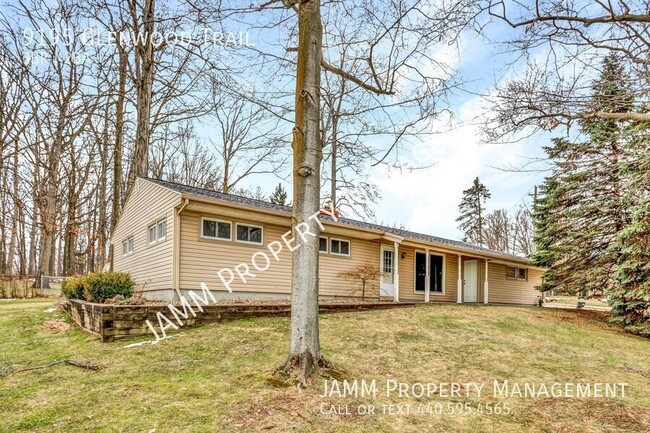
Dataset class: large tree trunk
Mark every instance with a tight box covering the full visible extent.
[18,207,26,276]
[6,139,19,275]
[39,156,62,282]
[330,116,337,210]
[63,152,77,276]
[112,42,127,231]
[279,0,327,384]
[127,0,155,192]
[28,184,37,276]
[38,98,67,284]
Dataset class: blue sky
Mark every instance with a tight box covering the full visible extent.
[365,22,554,239]
[123,2,556,241]
[237,10,555,240]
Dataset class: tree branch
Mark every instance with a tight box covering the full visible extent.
[321,59,394,96]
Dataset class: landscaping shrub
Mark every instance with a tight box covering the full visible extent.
[62,272,134,303]
[61,275,87,300]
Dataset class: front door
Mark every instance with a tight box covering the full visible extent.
[415,252,427,292]
[415,252,444,294]
[380,245,395,297]
[463,259,478,303]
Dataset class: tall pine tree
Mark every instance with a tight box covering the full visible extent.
[456,177,491,246]
[532,54,636,297]
[269,183,288,206]
[611,123,650,336]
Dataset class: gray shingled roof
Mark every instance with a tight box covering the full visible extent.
[144,177,532,264]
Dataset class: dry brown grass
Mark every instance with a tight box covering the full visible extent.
[0,299,648,432]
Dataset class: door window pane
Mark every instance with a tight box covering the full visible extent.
[415,252,426,292]
[429,254,443,293]
[382,250,394,283]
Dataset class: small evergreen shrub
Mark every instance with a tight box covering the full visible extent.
[61,275,87,300]
[62,272,134,303]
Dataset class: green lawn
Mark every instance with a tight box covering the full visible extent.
[0,299,648,432]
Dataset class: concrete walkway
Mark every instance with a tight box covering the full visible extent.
[543,303,611,312]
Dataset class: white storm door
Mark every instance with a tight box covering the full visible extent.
[463,259,478,303]
[380,245,395,297]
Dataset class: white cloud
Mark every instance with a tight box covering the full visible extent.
[369,95,542,240]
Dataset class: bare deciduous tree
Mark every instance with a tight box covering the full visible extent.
[338,264,381,301]
[480,0,650,140]
[211,90,288,193]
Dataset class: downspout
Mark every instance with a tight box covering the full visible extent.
[457,254,462,303]
[173,198,190,301]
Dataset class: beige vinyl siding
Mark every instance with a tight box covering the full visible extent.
[112,179,180,291]
[487,263,542,305]
[441,253,459,302]
[179,211,292,293]
[179,210,387,298]
[320,239,381,297]
[398,246,419,301]
[111,180,546,303]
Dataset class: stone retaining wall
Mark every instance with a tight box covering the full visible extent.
[63,299,416,342]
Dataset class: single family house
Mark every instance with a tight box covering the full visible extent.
[111,177,544,304]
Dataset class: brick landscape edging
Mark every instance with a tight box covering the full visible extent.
[62,299,417,342]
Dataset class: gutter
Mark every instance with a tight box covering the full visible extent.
[178,193,537,268]
[172,198,190,300]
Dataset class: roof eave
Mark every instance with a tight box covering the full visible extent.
[173,188,537,268]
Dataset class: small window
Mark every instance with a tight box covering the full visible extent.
[236,223,263,245]
[506,266,527,281]
[518,268,528,280]
[122,237,134,256]
[148,224,157,244]
[157,219,166,241]
[330,238,350,256]
[201,218,232,240]
[319,237,328,253]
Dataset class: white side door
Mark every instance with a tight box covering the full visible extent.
[463,259,478,303]
[379,245,395,297]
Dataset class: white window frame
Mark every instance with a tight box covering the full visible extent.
[330,238,351,257]
[157,219,166,241]
[505,266,517,280]
[148,224,157,245]
[200,217,232,241]
[122,236,134,256]
[413,250,445,295]
[319,236,329,254]
[235,222,264,245]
